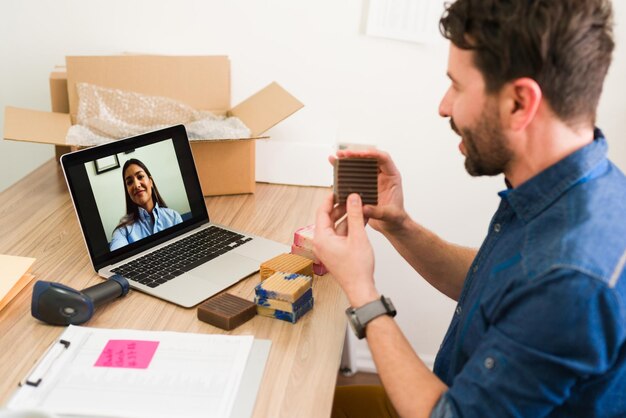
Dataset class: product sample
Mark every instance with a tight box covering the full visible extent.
[259,253,313,281]
[292,224,328,275]
[255,272,312,303]
[312,263,329,276]
[255,288,313,313]
[257,297,314,324]
[254,272,314,324]
[293,224,315,249]
[197,292,257,330]
[333,157,378,205]
[291,243,320,264]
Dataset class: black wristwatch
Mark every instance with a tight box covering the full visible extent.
[345,295,396,339]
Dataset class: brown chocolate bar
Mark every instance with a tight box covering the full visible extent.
[197,293,257,330]
[333,157,378,205]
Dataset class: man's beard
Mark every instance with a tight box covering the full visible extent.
[450,102,512,177]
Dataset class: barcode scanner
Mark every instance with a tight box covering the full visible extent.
[31,275,130,325]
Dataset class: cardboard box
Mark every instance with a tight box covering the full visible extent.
[3,55,303,196]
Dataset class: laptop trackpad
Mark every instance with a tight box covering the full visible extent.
[187,252,259,288]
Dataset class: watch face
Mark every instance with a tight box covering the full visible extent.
[346,309,364,339]
[345,297,396,340]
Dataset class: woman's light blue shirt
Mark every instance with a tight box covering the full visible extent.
[110,203,183,251]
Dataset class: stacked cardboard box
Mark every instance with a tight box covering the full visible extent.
[255,272,313,323]
[291,224,328,275]
[3,55,304,196]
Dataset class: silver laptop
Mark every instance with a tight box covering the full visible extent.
[61,124,288,307]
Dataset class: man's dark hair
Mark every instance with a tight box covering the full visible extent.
[440,0,614,126]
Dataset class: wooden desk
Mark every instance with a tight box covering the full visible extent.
[0,160,347,418]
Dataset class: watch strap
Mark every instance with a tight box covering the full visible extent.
[357,298,392,325]
[348,296,397,339]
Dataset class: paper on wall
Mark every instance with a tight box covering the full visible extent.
[366,0,441,44]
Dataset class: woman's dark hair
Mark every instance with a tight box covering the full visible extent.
[439,0,614,126]
[116,158,168,229]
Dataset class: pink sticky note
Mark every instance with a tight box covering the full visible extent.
[94,340,159,369]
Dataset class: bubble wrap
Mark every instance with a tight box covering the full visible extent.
[66,83,251,146]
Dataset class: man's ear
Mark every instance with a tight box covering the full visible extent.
[500,78,542,131]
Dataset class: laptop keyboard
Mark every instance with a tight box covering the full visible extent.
[111,226,253,288]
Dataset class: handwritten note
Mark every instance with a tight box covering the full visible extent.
[95,340,159,369]
[9,326,255,418]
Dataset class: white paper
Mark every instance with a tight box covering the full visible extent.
[0,254,35,304]
[8,326,254,418]
[256,140,334,187]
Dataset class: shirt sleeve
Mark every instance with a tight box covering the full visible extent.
[109,227,129,251]
[163,208,182,228]
[432,269,624,418]
[173,210,182,225]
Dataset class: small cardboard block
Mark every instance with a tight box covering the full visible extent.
[333,157,378,205]
[255,272,312,303]
[257,297,314,324]
[259,253,313,281]
[255,288,313,313]
[293,224,315,250]
[197,293,256,330]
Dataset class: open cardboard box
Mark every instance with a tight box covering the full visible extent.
[3,55,304,196]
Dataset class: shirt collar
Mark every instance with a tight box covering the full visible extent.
[499,128,608,222]
[138,202,160,221]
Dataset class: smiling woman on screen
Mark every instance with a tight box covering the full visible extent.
[110,158,182,251]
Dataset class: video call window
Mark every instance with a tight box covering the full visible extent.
[85,139,191,252]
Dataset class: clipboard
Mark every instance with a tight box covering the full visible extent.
[7,326,271,418]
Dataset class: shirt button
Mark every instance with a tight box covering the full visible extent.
[455,306,462,315]
[493,223,501,233]
[472,265,478,273]
[484,357,496,369]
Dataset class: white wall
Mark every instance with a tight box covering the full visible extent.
[1,0,625,370]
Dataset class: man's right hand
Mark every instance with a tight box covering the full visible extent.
[333,148,474,301]
[332,149,408,236]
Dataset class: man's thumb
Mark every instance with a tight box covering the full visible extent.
[346,193,366,236]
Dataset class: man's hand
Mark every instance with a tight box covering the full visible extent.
[314,193,379,307]
[331,149,408,236]
[315,193,449,418]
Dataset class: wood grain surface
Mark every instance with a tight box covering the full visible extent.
[0,159,347,418]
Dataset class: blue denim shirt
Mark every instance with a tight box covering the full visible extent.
[110,203,183,251]
[431,129,626,418]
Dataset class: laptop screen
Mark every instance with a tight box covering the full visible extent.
[62,125,209,271]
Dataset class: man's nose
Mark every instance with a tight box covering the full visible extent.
[439,87,452,118]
